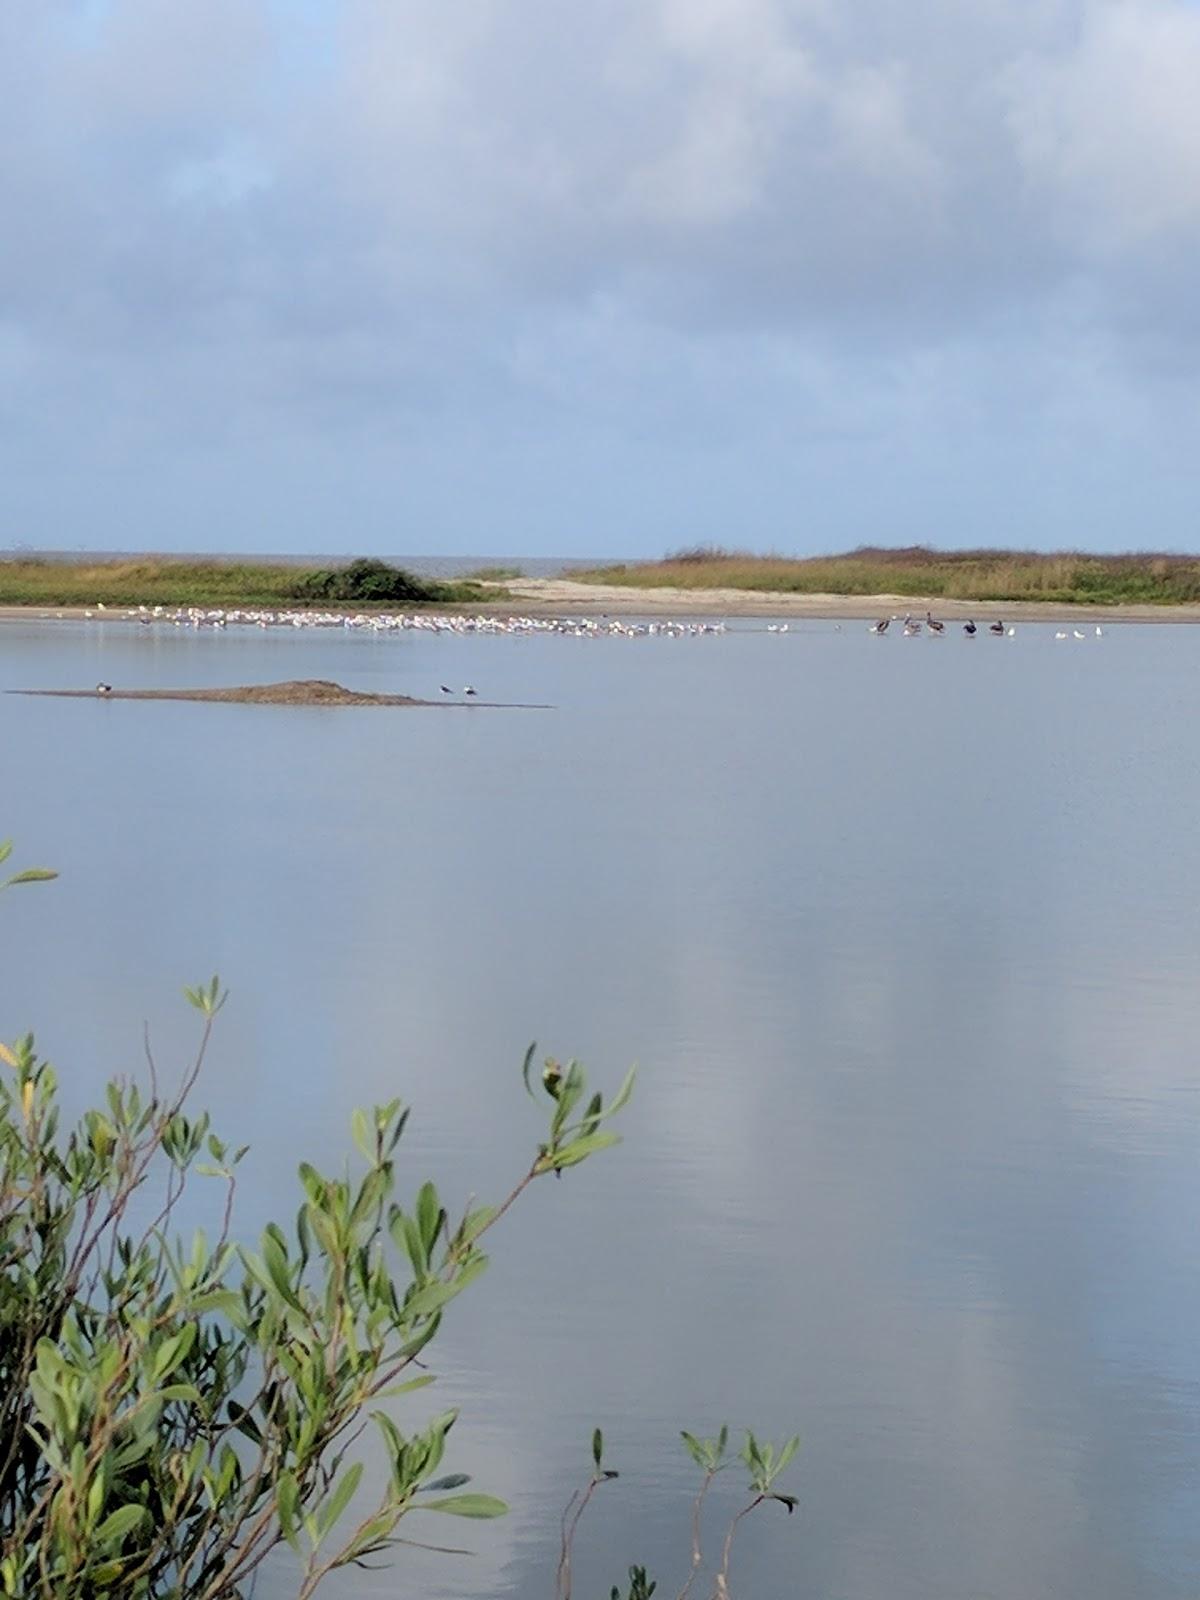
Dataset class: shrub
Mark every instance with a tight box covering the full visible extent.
[291,559,441,606]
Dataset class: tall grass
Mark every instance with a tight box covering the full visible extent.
[577,546,1200,605]
[0,557,483,609]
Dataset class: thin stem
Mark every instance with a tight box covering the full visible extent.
[714,1496,763,1600]
[677,1467,716,1600]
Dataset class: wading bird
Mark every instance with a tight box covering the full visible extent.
[989,620,1005,635]
[963,620,977,636]
[95,683,112,695]
[926,612,945,634]
[869,618,890,634]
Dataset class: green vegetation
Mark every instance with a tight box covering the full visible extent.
[0,848,797,1599]
[0,558,485,610]
[578,545,1200,606]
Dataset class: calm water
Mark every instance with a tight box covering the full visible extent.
[3,617,1200,1599]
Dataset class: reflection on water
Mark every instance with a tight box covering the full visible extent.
[3,618,1200,1598]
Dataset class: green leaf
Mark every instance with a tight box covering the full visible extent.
[96,1504,148,1546]
[317,1462,364,1542]
[421,1494,508,1518]
[376,1373,437,1399]
[521,1041,538,1099]
[422,1473,470,1491]
[277,1472,302,1553]
[152,1324,196,1381]
[416,1180,442,1254]
[600,1064,637,1122]
[351,1107,372,1162]
[536,1130,620,1172]
[4,868,58,885]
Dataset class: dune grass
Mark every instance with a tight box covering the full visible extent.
[0,557,484,609]
[577,546,1200,606]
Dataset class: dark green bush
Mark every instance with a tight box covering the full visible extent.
[291,559,441,605]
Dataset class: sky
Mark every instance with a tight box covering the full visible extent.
[3,0,1200,558]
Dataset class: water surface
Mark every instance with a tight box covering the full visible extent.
[2,616,1199,1599]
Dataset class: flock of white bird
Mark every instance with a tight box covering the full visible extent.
[97,605,728,639]
[68,603,1110,644]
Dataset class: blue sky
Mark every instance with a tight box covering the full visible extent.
[4,0,1200,558]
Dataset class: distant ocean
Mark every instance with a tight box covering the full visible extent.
[3,552,605,578]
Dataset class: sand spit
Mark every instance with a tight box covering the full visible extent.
[8,679,548,709]
[492,579,1200,622]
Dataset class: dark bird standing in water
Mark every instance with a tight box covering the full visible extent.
[963,620,977,636]
[926,612,945,634]
[989,619,1005,635]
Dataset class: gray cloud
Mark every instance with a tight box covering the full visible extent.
[3,0,1200,553]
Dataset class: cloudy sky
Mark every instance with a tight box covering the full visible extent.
[3,0,1200,557]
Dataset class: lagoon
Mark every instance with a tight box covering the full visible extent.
[3,615,1200,1598]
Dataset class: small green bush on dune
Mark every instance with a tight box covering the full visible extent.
[290,558,443,606]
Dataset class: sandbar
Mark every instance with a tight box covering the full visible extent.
[8,679,545,709]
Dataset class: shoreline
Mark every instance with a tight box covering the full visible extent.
[4,580,1200,625]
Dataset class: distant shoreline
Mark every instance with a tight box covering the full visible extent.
[4,584,1200,624]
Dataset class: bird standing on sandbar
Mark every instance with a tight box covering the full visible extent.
[96,683,112,695]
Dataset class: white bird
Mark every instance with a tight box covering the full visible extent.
[1007,627,1016,637]
[1073,629,1086,640]
[95,682,112,695]
[1055,631,1068,640]
[1095,626,1104,637]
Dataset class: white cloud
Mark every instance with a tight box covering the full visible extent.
[1004,1,1200,247]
